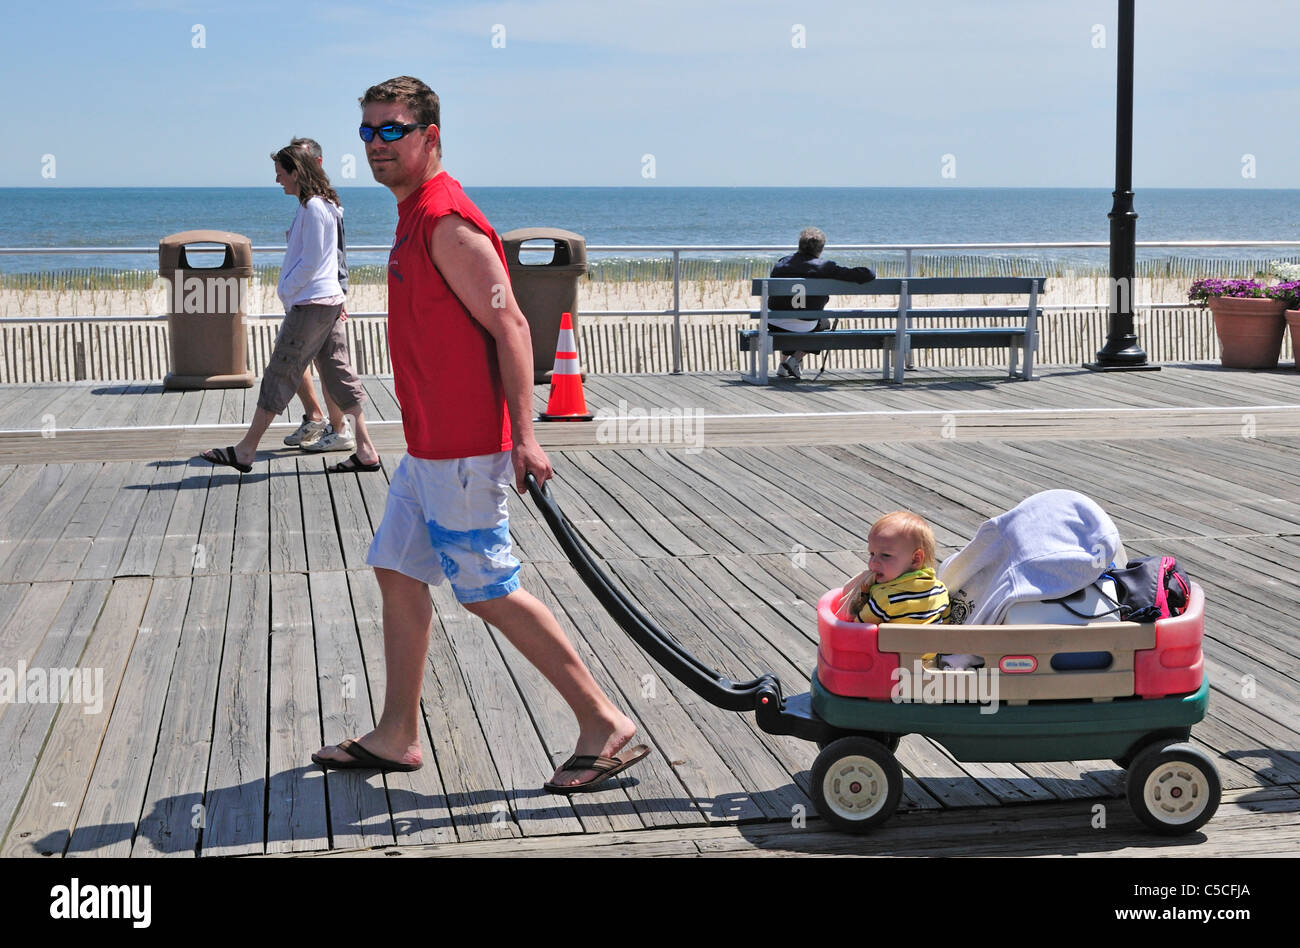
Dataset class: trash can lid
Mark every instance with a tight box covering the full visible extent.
[501,228,586,268]
[159,230,253,274]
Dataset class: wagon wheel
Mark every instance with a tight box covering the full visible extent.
[810,737,903,833]
[1125,742,1221,836]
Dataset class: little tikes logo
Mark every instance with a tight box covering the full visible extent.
[1000,656,1037,674]
[388,233,408,282]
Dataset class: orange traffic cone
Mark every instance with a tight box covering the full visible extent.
[537,312,594,421]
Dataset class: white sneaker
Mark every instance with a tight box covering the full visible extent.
[302,417,356,453]
[284,415,329,447]
[779,356,803,381]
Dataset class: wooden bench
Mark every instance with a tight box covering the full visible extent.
[738,276,1047,384]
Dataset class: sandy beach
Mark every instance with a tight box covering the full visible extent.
[0,273,1205,319]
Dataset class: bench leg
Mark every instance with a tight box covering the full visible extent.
[739,335,771,385]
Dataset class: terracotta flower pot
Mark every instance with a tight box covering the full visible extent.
[1207,296,1287,369]
[1288,309,1300,369]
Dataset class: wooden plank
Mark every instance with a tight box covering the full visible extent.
[39,462,135,579]
[0,582,33,652]
[297,456,346,572]
[65,577,191,856]
[792,444,971,548]
[670,448,862,551]
[132,573,231,856]
[345,568,457,847]
[0,384,38,427]
[191,457,241,577]
[231,457,270,574]
[534,558,760,825]
[602,556,815,820]
[113,459,189,577]
[0,462,102,582]
[632,448,795,553]
[523,562,716,827]
[2,578,151,857]
[894,734,1006,809]
[0,581,112,841]
[309,568,396,851]
[200,573,270,857]
[416,581,524,842]
[581,448,744,555]
[268,456,307,575]
[324,456,376,571]
[541,457,647,560]
[150,458,213,577]
[0,582,72,736]
[0,464,74,570]
[427,579,585,836]
[565,449,708,558]
[76,462,158,579]
[265,572,330,854]
[360,377,402,420]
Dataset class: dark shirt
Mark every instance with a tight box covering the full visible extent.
[337,217,349,295]
[767,252,875,311]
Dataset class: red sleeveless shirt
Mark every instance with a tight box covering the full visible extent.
[387,172,513,459]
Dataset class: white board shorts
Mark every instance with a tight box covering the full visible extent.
[366,451,521,604]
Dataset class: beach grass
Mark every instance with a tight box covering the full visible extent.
[3,253,1297,318]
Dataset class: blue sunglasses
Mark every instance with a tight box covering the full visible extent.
[358,122,429,143]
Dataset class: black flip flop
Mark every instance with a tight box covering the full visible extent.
[311,738,421,773]
[543,744,652,794]
[201,446,252,474]
[329,452,382,473]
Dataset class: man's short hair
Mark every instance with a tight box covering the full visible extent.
[291,137,323,163]
[359,76,441,156]
[798,227,827,257]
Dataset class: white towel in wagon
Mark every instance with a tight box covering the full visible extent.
[938,489,1125,630]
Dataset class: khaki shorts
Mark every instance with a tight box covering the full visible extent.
[257,302,365,414]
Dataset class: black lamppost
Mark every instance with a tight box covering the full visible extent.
[1086,0,1159,372]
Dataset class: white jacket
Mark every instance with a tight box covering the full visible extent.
[278,196,343,309]
[938,490,1123,626]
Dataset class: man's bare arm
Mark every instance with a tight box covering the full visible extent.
[430,213,552,491]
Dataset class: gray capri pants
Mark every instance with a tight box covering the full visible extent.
[257,302,366,414]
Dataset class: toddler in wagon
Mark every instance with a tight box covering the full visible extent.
[838,511,979,669]
[839,511,950,624]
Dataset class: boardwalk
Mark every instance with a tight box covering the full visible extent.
[0,363,1298,857]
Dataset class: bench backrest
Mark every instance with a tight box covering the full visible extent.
[751,276,1047,297]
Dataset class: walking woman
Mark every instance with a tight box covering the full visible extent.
[201,141,380,474]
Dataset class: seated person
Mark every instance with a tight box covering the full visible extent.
[767,226,875,380]
[840,511,949,623]
[839,512,979,669]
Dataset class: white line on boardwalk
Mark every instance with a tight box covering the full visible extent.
[4,403,1299,435]
[690,404,1300,421]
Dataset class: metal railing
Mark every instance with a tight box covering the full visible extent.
[4,240,1300,375]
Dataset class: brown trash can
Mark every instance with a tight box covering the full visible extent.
[502,228,587,383]
[159,230,255,389]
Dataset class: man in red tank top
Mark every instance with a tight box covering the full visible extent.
[312,77,649,793]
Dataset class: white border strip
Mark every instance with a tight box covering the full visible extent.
[3,403,1299,436]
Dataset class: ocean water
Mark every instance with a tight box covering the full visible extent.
[1,186,1297,274]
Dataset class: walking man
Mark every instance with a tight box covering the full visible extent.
[312,77,649,792]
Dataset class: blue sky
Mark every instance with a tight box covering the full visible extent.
[2,0,1296,188]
